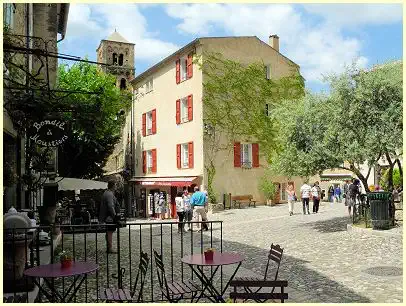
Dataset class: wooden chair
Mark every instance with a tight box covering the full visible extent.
[153,250,202,303]
[231,243,284,302]
[99,251,149,302]
[230,280,288,303]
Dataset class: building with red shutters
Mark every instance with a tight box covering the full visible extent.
[130,35,303,217]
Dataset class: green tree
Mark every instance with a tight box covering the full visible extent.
[199,52,304,198]
[271,60,402,191]
[57,61,132,178]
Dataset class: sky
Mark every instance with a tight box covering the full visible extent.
[58,3,403,93]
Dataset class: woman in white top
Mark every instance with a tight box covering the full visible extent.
[286,183,296,216]
[175,192,185,233]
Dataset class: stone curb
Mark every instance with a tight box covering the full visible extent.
[346,224,402,238]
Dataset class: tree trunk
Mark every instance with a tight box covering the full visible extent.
[349,163,370,192]
[395,158,402,180]
[385,152,394,192]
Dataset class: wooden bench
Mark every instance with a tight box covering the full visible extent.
[231,195,256,208]
[230,280,288,303]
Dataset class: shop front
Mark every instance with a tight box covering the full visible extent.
[131,176,201,219]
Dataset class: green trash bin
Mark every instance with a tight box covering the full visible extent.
[367,192,392,230]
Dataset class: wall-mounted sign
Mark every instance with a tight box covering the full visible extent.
[29,119,68,147]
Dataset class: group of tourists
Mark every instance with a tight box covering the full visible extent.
[175,186,209,233]
[285,178,362,217]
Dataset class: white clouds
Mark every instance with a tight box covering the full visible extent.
[164,3,396,83]
[303,4,402,28]
[65,4,179,64]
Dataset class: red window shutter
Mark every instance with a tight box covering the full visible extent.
[176,59,180,84]
[252,143,259,167]
[152,149,157,173]
[187,94,193,121]
[187,53,193,79]
[176,144,181,169]
[142,151,146,173]
[188,142,194,169]
[234,142,241,167]
[176,99,181,124]
[142,113,146,137]
[152,109,156,134]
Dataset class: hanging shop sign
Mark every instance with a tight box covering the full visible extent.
[29,119,68,147]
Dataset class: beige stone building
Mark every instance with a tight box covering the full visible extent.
[130,36,305,217]
[3,3,69,211]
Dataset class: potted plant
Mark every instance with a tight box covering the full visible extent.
[258,176,277,206]
[59,251,73,269]
[204,248,215,261]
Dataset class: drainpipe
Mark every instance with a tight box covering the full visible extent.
[57,4,69,43]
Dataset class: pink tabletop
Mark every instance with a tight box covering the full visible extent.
[181,252,244,266]
[24,261,99,278]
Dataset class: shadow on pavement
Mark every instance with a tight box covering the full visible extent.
[304,216,351,233]
[220,238,371,303]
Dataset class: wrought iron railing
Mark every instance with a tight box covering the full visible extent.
[3,220,223,303]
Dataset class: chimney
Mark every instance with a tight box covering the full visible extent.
[269,34,279,52]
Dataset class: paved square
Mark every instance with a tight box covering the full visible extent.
[208,201,403,302]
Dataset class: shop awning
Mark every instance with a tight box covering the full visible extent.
[46,177,108,191]
[130,176,199,187]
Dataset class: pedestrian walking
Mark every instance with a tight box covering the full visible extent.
[346,178,360,217]
[183,190,193,231]
[99,180,118,254]
[343,180,350,203]
[300,181,312,215]
[286,183,296,216]
[157,191,167,220]
[175,191,185,233]
[190,186,209,231]
[311,181,321,213]
[334,185,341,203]
[328,186,334,203]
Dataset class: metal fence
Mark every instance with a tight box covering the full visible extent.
[3,220,223,303]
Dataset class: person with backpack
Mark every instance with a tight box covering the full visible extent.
[346,178,360,217]
[190,186,209,231]
[300,181,312,215]
[183,189,193,232]
[175,191,185,233]
[311,181,321,213]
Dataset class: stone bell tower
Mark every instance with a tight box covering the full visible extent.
[96,29,135,89]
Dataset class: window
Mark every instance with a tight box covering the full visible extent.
[241,143,252,168]
[120,78,126,90]
[281,183,287,201]
[146,111,153,135]
[180,58,187,81]
[145,79,153,93]
[112,53,118,65]
[181,143,189,168]
[265,103,270,116]
[147,150,153,173]
[118,54,124,66]
[3,4,15,29]
[180,97,188,123]
[266,64,272,80]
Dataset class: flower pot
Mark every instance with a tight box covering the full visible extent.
[204,251,214,261]
[61,259,72,269]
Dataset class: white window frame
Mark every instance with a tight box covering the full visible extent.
[147,150,153,173]
[145,79,153,93]
[180,97,188,123]
[181,143,189,168]
[146,111,153,135]
[180,57,187,82]
[241,143,252,168]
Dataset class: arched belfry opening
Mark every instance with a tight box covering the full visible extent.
[112,53,118,65]
[120,78,126,90]
[118,54,124,66]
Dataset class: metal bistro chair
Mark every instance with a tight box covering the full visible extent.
[231,243,284,303]
[99,251,149,302]
[153,250,202,303]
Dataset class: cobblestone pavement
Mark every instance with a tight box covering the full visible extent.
[48,201,402,303]
[208,201,403,303]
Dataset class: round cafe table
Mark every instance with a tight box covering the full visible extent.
[24,261,98,302]
[181,252,244,303]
